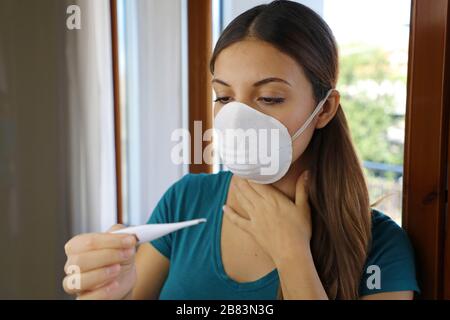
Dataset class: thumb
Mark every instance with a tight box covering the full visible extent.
[107,224,127,232]
[295,170,309,206]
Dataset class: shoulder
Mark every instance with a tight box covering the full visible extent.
[177,170,231,186]
[169,170,232,196]
[148,171,231,223]
[369,208,413,257]
[158,170,232,213]
[359,208,420,296]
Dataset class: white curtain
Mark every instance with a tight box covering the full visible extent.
[65,0,117,233]
[120,0,188,225]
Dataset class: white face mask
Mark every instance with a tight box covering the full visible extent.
[214,89,334,184]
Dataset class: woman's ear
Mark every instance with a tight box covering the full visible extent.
[315,90,340,129]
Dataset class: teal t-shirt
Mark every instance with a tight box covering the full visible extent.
[147,171,420,299]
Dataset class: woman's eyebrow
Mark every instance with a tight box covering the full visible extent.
[253,77,292,87]
[211,78,231,87]
[212,77,292,87]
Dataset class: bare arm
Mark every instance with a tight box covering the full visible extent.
[276,244,414,300]
[360,291,414,300]
[275,246,329,300]
[126,243,170,300]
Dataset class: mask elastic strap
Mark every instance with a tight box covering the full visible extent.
[291,88,335,141]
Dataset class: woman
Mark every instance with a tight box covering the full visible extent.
[62,0,420,300]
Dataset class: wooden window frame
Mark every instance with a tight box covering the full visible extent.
[187,0,214,174]
[403,0,450,299]
[110,0,123,224]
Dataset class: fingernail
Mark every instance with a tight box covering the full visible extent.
[122,236,135,247]
[304,171,309,180]
[121,248,134,259]
[106,264,120,275]
[105,281,119,293]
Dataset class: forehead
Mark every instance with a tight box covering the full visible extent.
[213,38,308,87]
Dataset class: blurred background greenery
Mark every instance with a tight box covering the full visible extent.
[339,43,407,224]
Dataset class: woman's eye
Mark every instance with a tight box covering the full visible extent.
[258,97,285,105]
[214,96,232,104]
[214,96,285,105]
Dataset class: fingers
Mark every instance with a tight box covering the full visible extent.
[247,180,284,201]
[64,247,135,274]
[76,268,136,300]
[223,205,251,233]
[232,181,255,214]
[295,170,309,206]
[65,232,136,255]
[62,224,138,299]
[235,178,262,202]
[77,280,121,300]
[63,264,121,295]
[107,224,127,232]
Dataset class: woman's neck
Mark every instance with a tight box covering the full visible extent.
[226,155,310,220]
[271,158,306,201]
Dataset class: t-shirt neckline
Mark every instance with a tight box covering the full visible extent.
[213,171,279,291]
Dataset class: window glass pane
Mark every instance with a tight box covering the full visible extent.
[323,0,411,225]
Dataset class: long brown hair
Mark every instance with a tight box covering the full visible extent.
[209,0,372,299]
